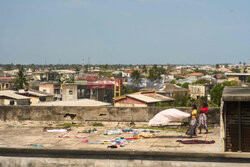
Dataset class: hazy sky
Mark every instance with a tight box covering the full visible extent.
[0,0,250,65]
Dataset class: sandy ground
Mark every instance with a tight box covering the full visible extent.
[0,121,221,153]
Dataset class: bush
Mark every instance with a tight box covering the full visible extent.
[92,122,104,126]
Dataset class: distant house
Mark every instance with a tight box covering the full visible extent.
[225,73,250,83]
[17,89,54,105]
[188,84,213,100]
[187,73,204,83]
[157,83,189,98]
[61,83,114,103]
[39,82,61,100]
[0,90,30,105]
[114,92,174,107]
[0,77,14,90]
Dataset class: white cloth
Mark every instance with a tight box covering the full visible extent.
[47,129,68,133]
[149,108,190,126]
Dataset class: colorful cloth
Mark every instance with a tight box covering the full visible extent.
[176,140,215,144]
[191,109,198,118]
[186,118,197,136]
[198,113,208,130]
[200,107,208,114]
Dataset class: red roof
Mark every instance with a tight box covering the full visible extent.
[0,77,13,80]
[187,73,204,77]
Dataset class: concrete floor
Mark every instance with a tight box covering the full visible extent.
[0,121,221,153]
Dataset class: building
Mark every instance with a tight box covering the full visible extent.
[157,83,189,98]
[0,77,14,90]
[186,73,204,83]
[114,92,174,107]
[39,82,61,100]
[0,90,30,105]
[61,83,114,103]
[33,99,111,107]
[17,89,54,105]
[221,87,250,152]
[188,84,213,100]
[225,73,250,83]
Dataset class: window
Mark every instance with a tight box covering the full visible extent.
[69,90,73,95]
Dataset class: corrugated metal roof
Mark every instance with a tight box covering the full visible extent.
[33,99,111,106]
[127,94,160,103]
[18,89,53,97]
[144,93,174,101]
[0,90,30,100]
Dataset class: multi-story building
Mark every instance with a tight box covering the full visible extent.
[188,84,213,100]
[39,82,61,100]
[61,83,114,103]
[0,77,14,90]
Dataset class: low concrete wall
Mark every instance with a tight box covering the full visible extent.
[0,106,220,125]
[0,148,249,167]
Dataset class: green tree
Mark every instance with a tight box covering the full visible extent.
[192,79,210,85]
[147,67,162,80]
[169,80,176,84]
[142,65,147,73]
[231,68,240,73]
[14,66,27,89]
[181,82,189,89]
[210,81,238,106]
[130,70,142,87]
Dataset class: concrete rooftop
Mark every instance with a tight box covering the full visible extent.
[222,87,250,101]
[0,121,220,153]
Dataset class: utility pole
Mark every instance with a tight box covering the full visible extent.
[82,56,84,72]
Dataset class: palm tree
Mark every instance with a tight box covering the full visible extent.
[130,70,142,88]
[14,66,27,89]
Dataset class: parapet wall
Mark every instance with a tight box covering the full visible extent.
[0,106,220,125]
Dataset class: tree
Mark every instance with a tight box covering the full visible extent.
[181,82,189,89]
[247,77,250,83]
[169,80,176,84]
[147,67,162,81]
[210,81,238,106]
[130,70,142,87]
[142,65,147,73]
[231,68,240,73]
[215,64,220,69]
[14,66,27,89]
[192,79,210,85]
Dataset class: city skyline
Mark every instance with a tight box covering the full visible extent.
[0,0,250,65]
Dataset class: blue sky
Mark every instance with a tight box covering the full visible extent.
[0,0,250,65]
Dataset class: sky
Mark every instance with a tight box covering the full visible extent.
[0,0,250,65]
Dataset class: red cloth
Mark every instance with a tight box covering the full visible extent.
[200,107,208,114]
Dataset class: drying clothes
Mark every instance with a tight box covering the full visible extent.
[58,135,89,138]
[47,129,67,133]
[176,140,215,144]
[43,127,71,132]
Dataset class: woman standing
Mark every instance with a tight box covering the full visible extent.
[198,103,208,134]
[186,104,198,137]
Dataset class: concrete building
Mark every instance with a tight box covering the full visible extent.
[157,83,189,98]
[17,89,54,105]
[225,73,250,83]
[39,82,61,100]
[61,83,114,103]
[188,84,213,100]
[114,92,174,107]
[221,87,250,152]
[0,77,14,90]
[0,90,30,105]
[186,73,204,83]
